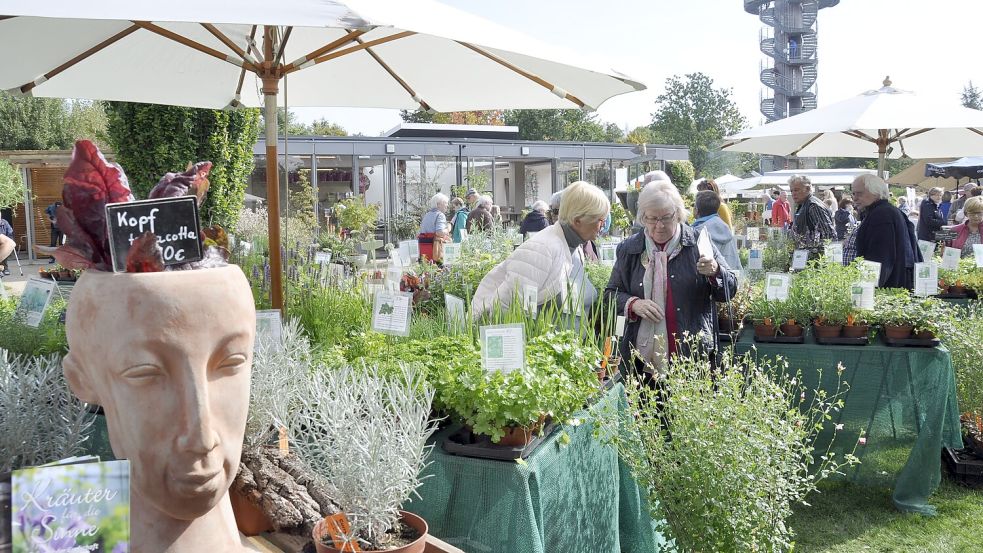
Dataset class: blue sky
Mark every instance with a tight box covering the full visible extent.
[293,0,983,136]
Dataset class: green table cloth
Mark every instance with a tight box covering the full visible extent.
[407,383,665,553]
[732,332,963,515]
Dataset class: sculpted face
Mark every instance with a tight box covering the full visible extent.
[64,267,255,521]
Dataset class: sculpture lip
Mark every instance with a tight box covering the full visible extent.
[173,469,222,485]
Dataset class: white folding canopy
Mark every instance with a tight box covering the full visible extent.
[0,0,646,309]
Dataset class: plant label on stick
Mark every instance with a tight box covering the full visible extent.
[768,227,780,241]
[255,309,283,351]
[748,249,763,270]
[106,196,203,272]
[600,244,618,267]
[825,242,843,264]
[480,323,525,373]
[315,251,331,265]
[975,244,983,268]
[851,281,875,310]
[445,293,466,331]
[914,261,938,297]
[791,250,809,270]
[278,426,289,456]
[918,239,935,261]
[17,277,56,328]
[746,227,760,242]
[861,260,882,285]
[765,272,791,301]
[390,248,404,268]
[697,227,714,260]
[443,243,461,265]
[513,233,524,246]
[615,315,626,337]
[321,513,362,552]
[522,284,538,318]
[371,290,413,337]
[941,247,960,270]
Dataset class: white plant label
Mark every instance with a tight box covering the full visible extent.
[522,284,538,318]
[765,272,791,301]
[914,262,938,297]
[390,249,404,268]
[918,239,935,262]
[941,247,961,270]
[697,227,714,260]
[748,248,763,270]
[850,281,875,310]
[398,240,418,263]
[513,233,524,246]
[445,293,466,331]
[861,260,882,285]
[371,291,413,336]
[825,242,843,264]
[975,244,983,268]
[791,249,809,270]
[255,309,283,352]
[314,251,332,265]
[768,227,780,241]
[17,277,56,328]
[480,323,525,373]
[443,243,461,265]
[385,266,402,288]
[600,244,618,267]
[459,229,469,241]
[615,315,626,337]
[746,227,760,242]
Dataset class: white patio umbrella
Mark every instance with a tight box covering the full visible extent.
[0,0,644,309]
[722,77,983,180]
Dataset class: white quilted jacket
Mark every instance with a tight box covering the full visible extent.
[471,222,581,314]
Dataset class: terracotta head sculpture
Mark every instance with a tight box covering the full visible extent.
[63,266,256,552]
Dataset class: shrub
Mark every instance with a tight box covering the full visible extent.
[665,160,695,198]
[0,297,68,356]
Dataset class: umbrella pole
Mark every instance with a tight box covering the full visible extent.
[877,131,888,179]
[263,83,284,312]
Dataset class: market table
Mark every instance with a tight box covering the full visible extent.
[731,332,963,515]
[407,382,665,553]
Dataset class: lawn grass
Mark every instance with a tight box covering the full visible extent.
[790,467,983,552]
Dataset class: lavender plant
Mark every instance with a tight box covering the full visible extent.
[286,363,437,550]
[0,350,96,473]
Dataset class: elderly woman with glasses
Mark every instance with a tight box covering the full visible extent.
[606,181,737,378]
[951,196,983,257]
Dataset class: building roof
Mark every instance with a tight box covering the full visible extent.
[384,123,519,139]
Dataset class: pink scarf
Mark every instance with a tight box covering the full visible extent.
[636,225,683,375]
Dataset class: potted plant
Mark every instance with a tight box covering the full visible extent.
[873,291,914,339]
[910,297,948,340]
[335,198,379,267]
[718,281,752,333]
[842,312,871,338]
[749,292,778,338]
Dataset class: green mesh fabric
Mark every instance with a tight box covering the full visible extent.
[732,333,963,515]
[407,383,665,553]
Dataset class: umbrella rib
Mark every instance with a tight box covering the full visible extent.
[283,31,415,75]
[201,23,258,70]
[273,26,293,69]
[843,130,876,142]
[456,42,586,108]
[353,35,432,111]
[12,24,141,94]
[282,29,368,72]
[131,20,255,71]
[897,128,931,140]
[790,133,824,156]
[970,128,983,138]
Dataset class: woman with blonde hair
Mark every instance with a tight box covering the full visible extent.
[418,192,450,262]
[696,178,733,228]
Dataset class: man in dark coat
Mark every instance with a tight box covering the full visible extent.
[851,174,921,290]
[789,175,835,258]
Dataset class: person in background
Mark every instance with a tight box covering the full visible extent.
[897,196,910,216]
[696,179,733,228]
[951,183,977,224]
[691,190,742,272]
[916,187,945,242]
[851,175,921,289]
[489,204,504,227]
[834,197,856,240]
[471,181,609,314]
[465,188,479,209]
[46,201,62,263]
[940,190,953,222]
[466,195,494,233]
[763,190,775,225]
[417,193,449,262]
[0,214,14,276]
[789,175,835,257]
[606,181,737,379]
[519,200,549,236]
[771,188,791,229]
[820,189,838,214]
[449,197,469,243]
[950,196,983,257]
[548,190,564,225]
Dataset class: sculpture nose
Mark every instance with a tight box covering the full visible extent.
[175,376,219,455]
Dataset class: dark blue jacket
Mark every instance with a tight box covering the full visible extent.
[917,198,944,242]
[0,218,12,239]
[604,224,738,372]
[856,199,921,290]
[518,210,548,235]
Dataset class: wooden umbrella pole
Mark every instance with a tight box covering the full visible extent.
[262,26,284,312]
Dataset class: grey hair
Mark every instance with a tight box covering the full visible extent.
[558,181,610,225]
[928,186,944,197]
[477,195,493,209]
[788,174,812,190]
[854,174,891,200]
[531,200,549,213]
[430,192,449,209]
[637,181,687,225]
[549,190,564,210]
[642,170,672,185]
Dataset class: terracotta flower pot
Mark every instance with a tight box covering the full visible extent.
[950,285,966,295]
[884,324,913,339]
[779,323,803,337]
[754,323,777,338]
[313,511,428,553]
[595,367,607,382]
[842,324,870,338]
[812,323,843,339]
[495,414,548,446]
[230,487,274,536]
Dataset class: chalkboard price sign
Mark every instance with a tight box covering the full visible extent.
[106,196,203,272]
[934,229,959,243]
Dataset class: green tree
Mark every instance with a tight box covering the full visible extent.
[0,93,74,150]
[104,102,261,229]
[648,73,747,178]
[0,159,26,209]
[65,100,110,148]
[665,160,695,198]
[817,156,914,176]
[258,108,347,136]
[962,81,982,110]
[309,117,347,136]
[503,109,621,142]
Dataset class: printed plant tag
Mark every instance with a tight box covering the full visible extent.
[975,244,983,268]
[918,239,936,261]
[765,272,791,301]
[825,242,843,264]
[480,324,526,373]
[443,243,461,265]
[941,246,960,270]
[371,291,413,337]
[600,244,618,266]
[615,315,626,337]
[746,227,760,242]
[522,284,538,318]
[748,249,763,270]
[321,513,362,552]
[851,281,875,310]
[445,293,466,331]
[791,250,809,270]
[861,260,881,284]
[914,261,938,297]
[278,426,289,455]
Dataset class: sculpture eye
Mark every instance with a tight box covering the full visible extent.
[216,354,248,376]
[121,364,164,382]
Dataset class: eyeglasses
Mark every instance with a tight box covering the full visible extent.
[640,210,677,226]
[966,211,983,217]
